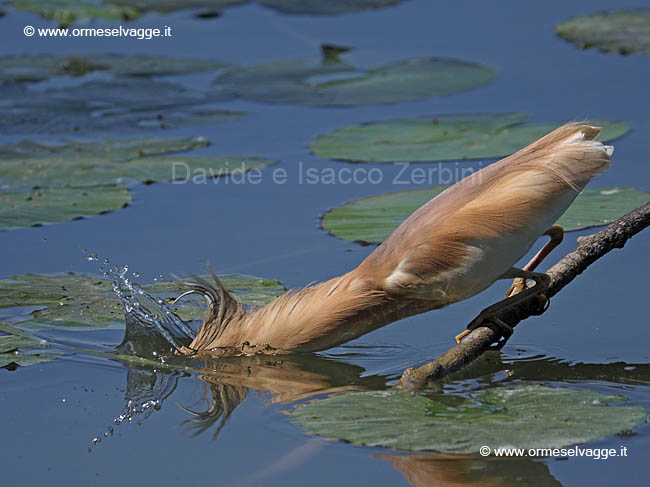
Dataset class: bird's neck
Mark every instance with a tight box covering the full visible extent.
[190,270,440,353]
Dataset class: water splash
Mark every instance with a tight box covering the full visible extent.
[81,248,196,357]
[110,263,196,356]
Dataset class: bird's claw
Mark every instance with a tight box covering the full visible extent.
[454,314,513,344]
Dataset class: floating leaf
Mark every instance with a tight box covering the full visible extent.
[145,275,286,308]
[0,136,273,189]
[0,334,45,353]
[290,385,646,453]
[556,188,650,230]
[0,54,227,82]
[0,331,62,368]
[0,185,132,231]
[556,9,650,56]
[255,0,408,15]
[0,273,284,330]
[323,187,650,244]
[310,113,629,162]
[11,0,410,25]
[0,79,242,135]
[214,57,496,106]
[10,0,140,26]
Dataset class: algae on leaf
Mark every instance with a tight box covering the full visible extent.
[310,113,629,162]
[214,57,496,106]
[290,385,646,453]
[322,187,650,244]
[0,185,132,231]
[556,9,650,56]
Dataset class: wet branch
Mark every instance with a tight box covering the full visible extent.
[397,200,650,391]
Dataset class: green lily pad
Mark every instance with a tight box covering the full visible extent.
[11,0,410,26]
[0,273,284,330]
[310,113,629,162]
[0,79,242,135]
[117,0,408,16]
[0,136,273,189]
[556,187,650,230]
[556,9,650,56]
[214,57,496,106]
[0,332,62,368]
[0,185,132,231]
[323,187,650,244]
[290,385,646,453]
[0,54,227,82]
[10,0,140,26]
[256,0,407,15]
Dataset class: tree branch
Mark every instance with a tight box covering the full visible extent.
[397,201,650,391]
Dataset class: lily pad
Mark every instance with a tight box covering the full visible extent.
[10,0,139,26]
[323,187,650,244]
[11,0,410,25]
[290,385,646,453]
[214,57,496,106]
[0,54,227,82]
[116,0,409,16]
[0,185,132,231]
[256,0,407,15]
[556,9,650,56]
[0,136,273,189]
[0,79,242,135]
[309,113,629,162]
[0,332,62,368]
[0,273,284,330]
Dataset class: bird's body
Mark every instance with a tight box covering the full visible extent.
[185,123,613,354]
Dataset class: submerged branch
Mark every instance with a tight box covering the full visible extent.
[398,201,650,391]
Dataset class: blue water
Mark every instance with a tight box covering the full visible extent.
[1,1,649,485]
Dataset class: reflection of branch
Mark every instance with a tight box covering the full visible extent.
[399,201,650,390]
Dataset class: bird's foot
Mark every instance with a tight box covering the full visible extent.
[455,313,513,344]
[505,277,530,298]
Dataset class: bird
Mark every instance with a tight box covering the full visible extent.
[175,122,613,355]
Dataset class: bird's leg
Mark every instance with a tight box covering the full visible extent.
[454,269,551,343]
[506,225,563,298]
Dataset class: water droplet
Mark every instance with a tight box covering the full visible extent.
[133,272,140,278]
[104,258,110,264]
[87,252,98,262]
[61,398,67,403]
[91,437,101,445]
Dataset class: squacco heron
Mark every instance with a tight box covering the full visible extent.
[177,123,613,354]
